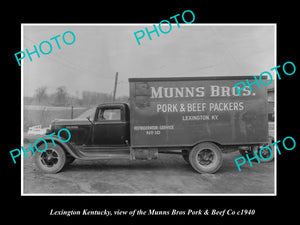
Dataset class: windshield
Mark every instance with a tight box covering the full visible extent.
[75,107,97,119]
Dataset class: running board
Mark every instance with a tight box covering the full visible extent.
[73,146,131,160]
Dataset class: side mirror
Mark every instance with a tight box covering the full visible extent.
[86,116,95,125]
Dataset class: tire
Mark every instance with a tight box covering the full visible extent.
[189,142,223,174]
[254,136,275,163]
[182,149,190,163]
[239,149,250,158]
[34,143,67,174]
[239,146,260,163]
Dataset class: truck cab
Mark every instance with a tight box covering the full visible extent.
[90,103,130,146]
[46,103,130,147]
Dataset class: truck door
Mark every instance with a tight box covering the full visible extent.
[93,105,129,146]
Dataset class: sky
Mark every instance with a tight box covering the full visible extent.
[23,24,275,98]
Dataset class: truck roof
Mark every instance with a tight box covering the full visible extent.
[96,102,129,108]
[128,75,265,82]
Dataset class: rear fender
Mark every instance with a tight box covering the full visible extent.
[35,135,82,159]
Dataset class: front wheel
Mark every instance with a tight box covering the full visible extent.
[189,142,223,174]
[34,143,67,174]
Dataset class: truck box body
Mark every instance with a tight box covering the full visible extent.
[129,76,268,148]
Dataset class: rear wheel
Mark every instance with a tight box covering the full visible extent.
[34,143,67,174]
[254,136,274,163]
[189,142,223,174]
[240,137,275,163]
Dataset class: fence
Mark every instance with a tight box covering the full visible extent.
[23,105,88,132]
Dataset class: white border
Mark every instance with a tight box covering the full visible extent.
[21,23,277,196]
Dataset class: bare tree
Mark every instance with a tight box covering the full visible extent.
[34,86,48,104]
[54,86,68,106]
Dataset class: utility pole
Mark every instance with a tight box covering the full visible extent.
[112,72,118,102]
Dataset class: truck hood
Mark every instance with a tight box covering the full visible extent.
[52,118,91,126]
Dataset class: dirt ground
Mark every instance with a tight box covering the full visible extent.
[22,143,275,195]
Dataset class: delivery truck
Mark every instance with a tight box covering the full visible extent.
[34,76,269,174]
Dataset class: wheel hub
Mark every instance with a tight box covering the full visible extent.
[197,149,214,165]
[40,149,59,167]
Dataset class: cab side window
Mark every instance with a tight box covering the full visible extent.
[96,108,121,121]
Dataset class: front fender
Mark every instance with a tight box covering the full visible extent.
[35,135,82,159]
